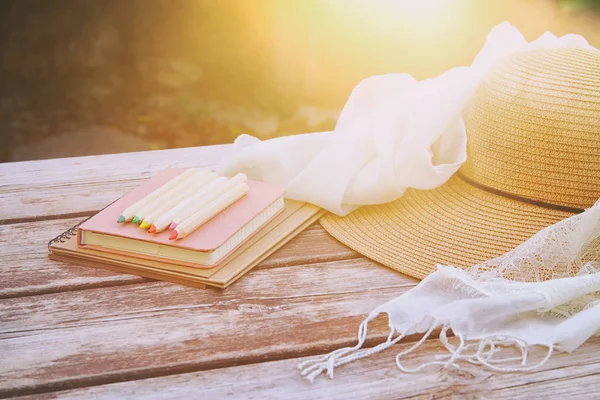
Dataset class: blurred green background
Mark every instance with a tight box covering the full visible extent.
[0,0,599,162]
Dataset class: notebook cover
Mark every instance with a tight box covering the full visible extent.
[50,200,324,289]
[80,198,283,269]
[77,168,285,257]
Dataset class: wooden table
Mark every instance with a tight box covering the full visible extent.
[1,146,599,399]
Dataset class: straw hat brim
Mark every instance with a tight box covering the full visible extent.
[320,174,576,280]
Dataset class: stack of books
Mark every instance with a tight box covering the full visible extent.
[48,168,323,289]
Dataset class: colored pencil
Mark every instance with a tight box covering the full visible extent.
[168,173,247,230]
[139,171,218,229]
[150,176,228,233]
[117,168,200,223]
[133,169,209,223]
[170,181,249,240]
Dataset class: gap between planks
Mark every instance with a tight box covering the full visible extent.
[0,329,435,399]
[0,216,361,299]
[0,284,419,398]
[0,252,420,395]
[11,336,600,400]
[0,174,155,224]
[0,145,232,222]
[0,211,96,226]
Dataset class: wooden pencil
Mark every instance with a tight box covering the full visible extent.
[117,168,201,223]
[149,176,228,233]
[170,182,249,240]
[133,169,210,224]
[139,171,218,229]
[168,173,248,230]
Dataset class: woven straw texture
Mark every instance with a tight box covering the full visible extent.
[462,48,600,209]
[320,48,600,280]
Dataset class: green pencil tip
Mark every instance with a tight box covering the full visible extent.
[117,215,126,223]
[132,216,141,224]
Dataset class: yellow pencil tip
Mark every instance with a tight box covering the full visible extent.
[139,221,151,229]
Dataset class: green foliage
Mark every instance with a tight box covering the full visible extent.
[560,0,600,11]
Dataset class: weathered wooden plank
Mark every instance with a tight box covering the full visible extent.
[16,336,600,400]
[243,223,360,269]
[0,146,231,223]
[0,215,358,297]
[0,217,147,298]
[0,146,231,187]
[0,255,148,299]
[0,218,81,258]
[0,179,146,223]
[480,375,600,400]
[0,258,417,396]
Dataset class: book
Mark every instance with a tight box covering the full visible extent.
[49,199,324,289]
[77,169,285,268]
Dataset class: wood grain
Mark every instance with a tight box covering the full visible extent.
[16,336,600,400]
[257,223,360,270]
[0,145,231,223]
[6,147,589,399]
[0,217,147,298]
[0,216,358,297]
[0,258,417,396]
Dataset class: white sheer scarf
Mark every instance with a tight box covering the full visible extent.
[299,199,600,381]
[215,22,600,380]
[218,22,594,216]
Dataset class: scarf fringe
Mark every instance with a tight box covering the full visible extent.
[299,314,555,382]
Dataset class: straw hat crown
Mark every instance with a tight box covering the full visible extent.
[320,47,600,280]
[460,48,600,211]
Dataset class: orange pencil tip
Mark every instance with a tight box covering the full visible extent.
[148,224,156,233]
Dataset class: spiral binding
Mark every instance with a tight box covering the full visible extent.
[47,196,123,251]
[47,218,88,250]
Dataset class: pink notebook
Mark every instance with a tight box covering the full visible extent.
[77,168,285,268]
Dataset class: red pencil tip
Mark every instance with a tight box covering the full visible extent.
[148,224,156,233]
[169,230,178,240]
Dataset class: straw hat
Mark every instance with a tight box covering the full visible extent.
[320,47,600,280]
